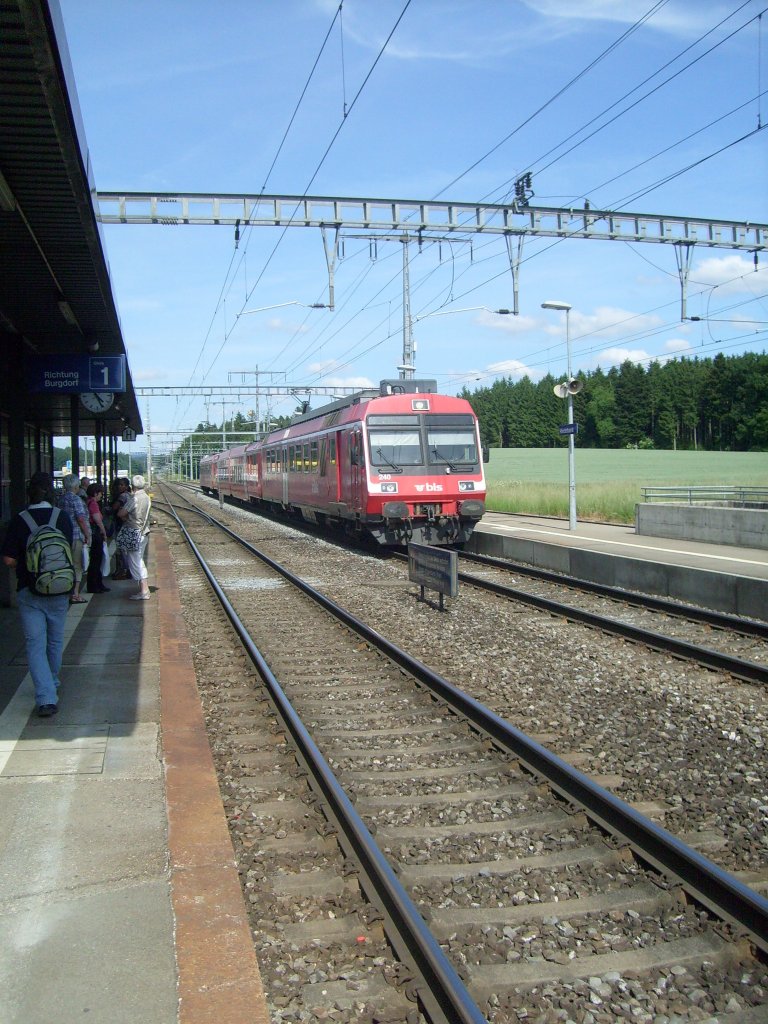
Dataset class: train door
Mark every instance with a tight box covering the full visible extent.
[350,429,362,510]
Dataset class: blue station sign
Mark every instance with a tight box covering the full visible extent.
[558,423,579,436]
[26,355,127,394]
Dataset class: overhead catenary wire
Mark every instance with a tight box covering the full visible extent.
[296,6,766,392]
[607,122,767,210]
[171,4,765,427]
[568,88,768,211]
[431,0,673,202]
[527,4,766,200]
[197,0,414,390]
[172,2,347,430]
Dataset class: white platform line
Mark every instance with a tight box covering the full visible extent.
[491,524,768,570]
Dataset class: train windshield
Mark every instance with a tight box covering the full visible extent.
[368,429,423,467]
[426,427,478,466]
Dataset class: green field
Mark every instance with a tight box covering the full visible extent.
[485,449,768,523]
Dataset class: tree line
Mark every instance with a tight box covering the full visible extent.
[461,351,768,451]
[52,445,145,475]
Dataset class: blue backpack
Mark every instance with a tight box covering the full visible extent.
[20,508,75,596]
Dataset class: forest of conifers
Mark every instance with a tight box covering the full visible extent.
[460,352,768,452]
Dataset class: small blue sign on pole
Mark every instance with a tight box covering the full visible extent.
[559,423,579,436]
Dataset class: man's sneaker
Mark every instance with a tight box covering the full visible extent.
[37,704,58,718]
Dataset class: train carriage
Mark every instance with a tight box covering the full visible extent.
[200,379,486,546]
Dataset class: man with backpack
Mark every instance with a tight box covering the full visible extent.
[2,471,75,717]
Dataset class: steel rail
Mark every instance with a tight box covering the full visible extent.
[161,489,488,1024]
[166,487,768,955]
[458,549,768,637]
[452,561,768,686]
[390,550,767,685]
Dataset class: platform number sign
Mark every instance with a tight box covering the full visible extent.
[88,356,125,392]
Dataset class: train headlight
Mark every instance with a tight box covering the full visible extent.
[458,481,475,491]
[383,501,409,519]
[458,499,484,518]
[380,482,398,493]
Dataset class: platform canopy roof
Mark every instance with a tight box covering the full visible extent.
[0,0,142,437]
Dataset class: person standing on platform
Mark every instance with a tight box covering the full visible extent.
[85,482,110,594]
[1,471,74,717]
[110,477,131,579]
[116,474,151,600]
[60,473,91,604]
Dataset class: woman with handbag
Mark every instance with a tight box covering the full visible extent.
[85,483,110,593]
[116,475,151,600]
[110,477,131,579]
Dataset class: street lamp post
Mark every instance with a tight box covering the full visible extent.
[541,300,577,531]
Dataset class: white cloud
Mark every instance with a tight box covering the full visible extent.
[519,1,730,36]
[306,361,375,390]
[567,306,664,340]
[317,0,714,65]
[486,358,540,381]
[691,256,768,294]
[665,338,694,354]
[595,346,652,368]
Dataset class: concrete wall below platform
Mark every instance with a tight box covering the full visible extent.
[467,529,768,621]
[636,503,768,550]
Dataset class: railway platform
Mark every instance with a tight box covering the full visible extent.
[0,532,269,1024]
[472,513,768,619]
[2,510,766,1023]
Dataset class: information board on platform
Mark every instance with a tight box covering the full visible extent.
[25,354,126,394]
[408,542,458,603]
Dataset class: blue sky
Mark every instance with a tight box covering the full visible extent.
[56,0,768,449]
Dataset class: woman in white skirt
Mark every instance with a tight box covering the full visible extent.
[116,475,151,600]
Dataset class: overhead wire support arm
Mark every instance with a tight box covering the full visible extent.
[95,192,768,252]
[97,192,767,324]
[134,385,361,398]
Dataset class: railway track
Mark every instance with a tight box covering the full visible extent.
[394,549,768,686]
[158,483,768,1023]
[173,483,768,684]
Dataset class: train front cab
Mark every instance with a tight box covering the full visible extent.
[357,397,487,546]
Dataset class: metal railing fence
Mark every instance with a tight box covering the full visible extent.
[640,486,768,504]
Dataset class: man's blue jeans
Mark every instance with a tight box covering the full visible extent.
[16,588,69,708]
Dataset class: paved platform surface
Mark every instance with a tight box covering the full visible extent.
[0,532,268,1024]
[477,513,768,580]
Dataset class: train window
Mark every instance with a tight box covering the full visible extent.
[368,429,423,467]
[303,443,310,472]
[427,414,475,426]
[368,415,419,426]
[310,440,318,470]
[329,437,336,465]
[426,427,478,466]
[289,446,296,472]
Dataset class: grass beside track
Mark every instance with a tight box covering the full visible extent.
[485,449,768,524]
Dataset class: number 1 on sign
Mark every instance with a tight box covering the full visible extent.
[101,366,109,385]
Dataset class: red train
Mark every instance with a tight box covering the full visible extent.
[199,379,486,546]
